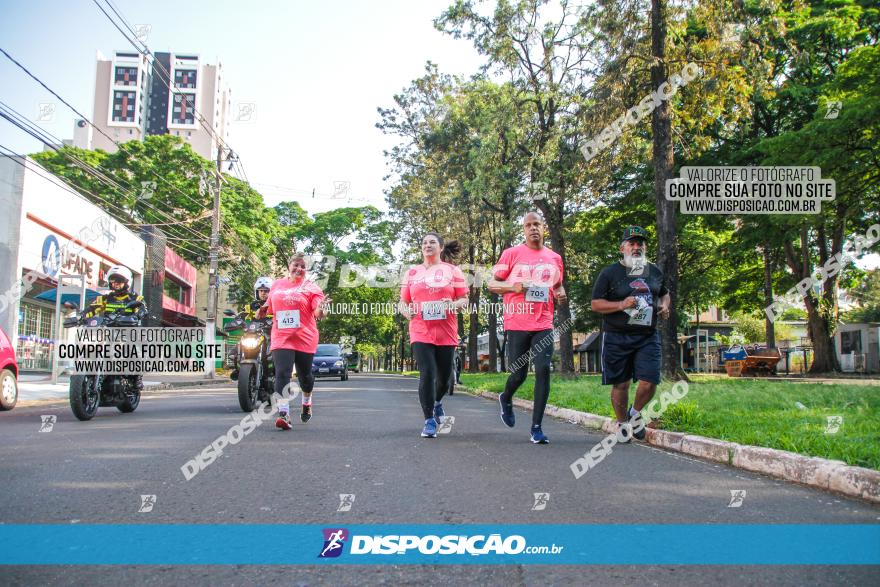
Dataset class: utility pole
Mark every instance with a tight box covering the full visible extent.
[204,146,224,379]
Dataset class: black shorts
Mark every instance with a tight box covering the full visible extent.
[601,330,661,385]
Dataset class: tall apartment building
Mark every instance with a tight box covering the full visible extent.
[75,50,231,161]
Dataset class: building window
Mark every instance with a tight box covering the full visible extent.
[114,66,138,86]
[112,90,137,122]
[174,69,197,89]
[171,93,196,125]
[164,277,191,305]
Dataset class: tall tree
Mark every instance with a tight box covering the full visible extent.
[436,0,595,375]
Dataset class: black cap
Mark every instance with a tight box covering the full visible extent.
[621,226,648,244]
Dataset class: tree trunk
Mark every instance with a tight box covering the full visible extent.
[762,243,776,348]
[651,0,686,381]
[494,328,507,371]
[805,300,838,372]
[487,292,498,373]
[539,200,575,375]
[467,243,480,372]
[468,287,481,372]
[782,229,840,373]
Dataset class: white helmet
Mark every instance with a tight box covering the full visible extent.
[107,265,133,285]
[253,276,273,298]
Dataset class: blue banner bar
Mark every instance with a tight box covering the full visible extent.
[0,525,877,565]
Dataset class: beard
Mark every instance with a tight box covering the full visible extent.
[622,252,646,275]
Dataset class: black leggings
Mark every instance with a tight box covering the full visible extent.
[412,342,455,419]
[501,329,553,426]
[272,349,315,396]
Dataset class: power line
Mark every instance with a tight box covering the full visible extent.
[94,0,234,155]
[0,101,211,246]
[0,39,256,267]
[0,144,134,225]
[0,143,209,262]
[0,45,212,214]
[0,105,212,254]
[251,181,373,203]
[95,0,258,198]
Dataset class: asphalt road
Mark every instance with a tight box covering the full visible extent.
[1,373,877,586]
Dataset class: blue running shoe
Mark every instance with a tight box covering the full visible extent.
[530,424,549,444]
[499,395,515,428]
[421,418,438,438]
[433,402,445,425]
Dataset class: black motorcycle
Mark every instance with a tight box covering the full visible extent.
[223,309,274,412]
[63,300,144,421]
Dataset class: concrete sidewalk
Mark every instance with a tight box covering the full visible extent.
[17,372,232,404]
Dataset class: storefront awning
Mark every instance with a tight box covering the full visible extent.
[34,288,101,306]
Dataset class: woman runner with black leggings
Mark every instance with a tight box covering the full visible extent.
[400,233,468,438]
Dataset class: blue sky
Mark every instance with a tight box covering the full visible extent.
[0,0,485,215]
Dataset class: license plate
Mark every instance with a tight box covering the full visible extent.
[319,367,329,373]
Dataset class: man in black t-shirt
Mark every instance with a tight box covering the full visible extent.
[591,226,671,443]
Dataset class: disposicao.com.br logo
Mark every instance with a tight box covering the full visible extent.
[319,529,563,558]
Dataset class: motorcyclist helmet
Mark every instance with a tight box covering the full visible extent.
[253,276,273,299]
[107,265,133,294]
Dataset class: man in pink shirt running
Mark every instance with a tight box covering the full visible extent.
[400,232,468,438]
[489,212,566,444]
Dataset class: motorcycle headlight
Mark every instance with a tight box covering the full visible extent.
[241,337,260,349]
[334,360,343,367]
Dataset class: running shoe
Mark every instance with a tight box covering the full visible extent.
[616,421,632,444]
[433,402,445,425]
[275,411,292,431]
[629,405,646,440]
[499,395,515,428]
[301,404,312,423]
[530,424,549,444]
[421,417,438,438]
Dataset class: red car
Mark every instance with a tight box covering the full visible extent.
[0,328,18,410]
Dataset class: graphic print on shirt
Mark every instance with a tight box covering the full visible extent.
[626,278,653,326]
[275,287,307,329]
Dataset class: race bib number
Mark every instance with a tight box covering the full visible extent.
[277,309,301,329]
[421,301,446,321]
[625,297,652,326]
[525,286,550,303]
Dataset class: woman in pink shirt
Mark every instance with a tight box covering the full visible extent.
[263,254,328,430]
[400,232,468,438]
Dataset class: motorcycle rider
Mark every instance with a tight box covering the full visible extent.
[85,265,147,390]
[230,276,274,380]
[245,276,273,321]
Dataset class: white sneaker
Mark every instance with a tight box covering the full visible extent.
[616,422,633,444]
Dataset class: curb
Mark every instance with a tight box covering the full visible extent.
[16,378,232,408]
[455,384,880,504]
[147,378,235,392]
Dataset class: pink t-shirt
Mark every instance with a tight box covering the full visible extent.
[493,244,564,332]
[266,278,325,353]
[400,262,468,346]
